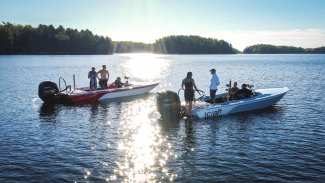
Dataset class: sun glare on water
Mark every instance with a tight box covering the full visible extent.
[119,53,171,81]
[106,96,177,182]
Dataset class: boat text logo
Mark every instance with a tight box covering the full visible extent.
[205,109,222,118]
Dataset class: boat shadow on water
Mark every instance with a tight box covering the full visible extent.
[38,103,63,123]
[39,104,62,117]
[38,93,157,123]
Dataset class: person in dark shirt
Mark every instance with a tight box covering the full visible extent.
[229,82,239,100]
[114,77,124,88]
[88,66,97,91]
[234,84,253,100]
[181,72,199,117]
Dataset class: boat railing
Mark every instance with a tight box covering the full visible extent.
[59,77,71,93]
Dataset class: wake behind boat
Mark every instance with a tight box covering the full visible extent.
[38,76,159,105]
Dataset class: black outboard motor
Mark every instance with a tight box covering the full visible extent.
[38,81,68,104]
[156,91,182,120]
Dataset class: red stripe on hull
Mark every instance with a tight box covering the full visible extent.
[69,92,107,104]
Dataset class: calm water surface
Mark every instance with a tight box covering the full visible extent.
[0,54,324,182]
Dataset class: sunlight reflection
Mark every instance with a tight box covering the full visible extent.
[107,95,177,182]
[119,53,171,81]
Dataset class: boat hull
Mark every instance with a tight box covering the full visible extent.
[192,87,288,118]
[99,84,158,100]
[66,82,159,104]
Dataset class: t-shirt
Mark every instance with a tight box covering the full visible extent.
[115,80,123,88]
[235,88,253,99]
[230,86,239,94]
[209,73,220,90]
[88,71,97,79]
[182,78,194,90]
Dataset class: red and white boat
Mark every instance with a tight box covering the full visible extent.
[38,78,159,104]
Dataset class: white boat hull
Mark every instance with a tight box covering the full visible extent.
[191,87,289,118]
[99,83,158,100]
[65,82,160,104]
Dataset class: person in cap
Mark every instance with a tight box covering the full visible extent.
[209,68,220,104]
[97,65,109,89]
[88,66,97,91]
[182,72,199,117]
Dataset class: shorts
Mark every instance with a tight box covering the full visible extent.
[184,89,194,101]
[90,78,97,89]
[210,89,217,100]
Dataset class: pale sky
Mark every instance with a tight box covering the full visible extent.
[1,0,325,50]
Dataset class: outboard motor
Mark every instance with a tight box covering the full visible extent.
[38,81,68,104]
[156,91,182,120]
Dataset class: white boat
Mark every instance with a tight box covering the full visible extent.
[157,87,288,119]
[191,87,289,118]
[39,78,159,104]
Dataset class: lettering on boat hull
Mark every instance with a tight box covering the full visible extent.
[204,109,223,118]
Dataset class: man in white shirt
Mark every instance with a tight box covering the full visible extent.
[209,68,220,104]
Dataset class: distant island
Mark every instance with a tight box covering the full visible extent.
[243,44,325,54]
[114,41,153,53]
[153,35,238,54]
[1,22,324,55]
[115,35,238,54]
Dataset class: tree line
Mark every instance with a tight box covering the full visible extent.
[113,41,153,53]
[1,22,324,55]
[0,22,238,54]
[243,44,325,54]
[0,22,113,54]
[114,36,238,54]
[153,35,238,54]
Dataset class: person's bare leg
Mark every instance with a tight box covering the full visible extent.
[185,101,189,116]
[188,101,193,117]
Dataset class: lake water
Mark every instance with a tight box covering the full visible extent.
[0,54,324,182]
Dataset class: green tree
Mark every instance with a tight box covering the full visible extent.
[153,35,236,54]
[0,22,113,55]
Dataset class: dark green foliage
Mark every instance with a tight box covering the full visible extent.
[0,22,113,55]
[243,44,325,54]
[153,35,236,54]
[113,41,153,53]
[305,46,325,53]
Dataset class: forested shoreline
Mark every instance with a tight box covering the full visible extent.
[114,41,153,53]
[0,22,238,55]
[1,22,325,55]
[115,35,238,54]
[0,22,114,54]
[153,35,238,54]
[243,44,325,54]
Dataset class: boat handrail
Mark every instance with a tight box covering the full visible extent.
[59,77,71,93]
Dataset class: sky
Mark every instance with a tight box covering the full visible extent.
[1,0,325,50]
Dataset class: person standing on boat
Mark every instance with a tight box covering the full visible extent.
[88,66,97,91]
[182,72,199,117]
[209,68,220,104]
[97,65,109,89]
